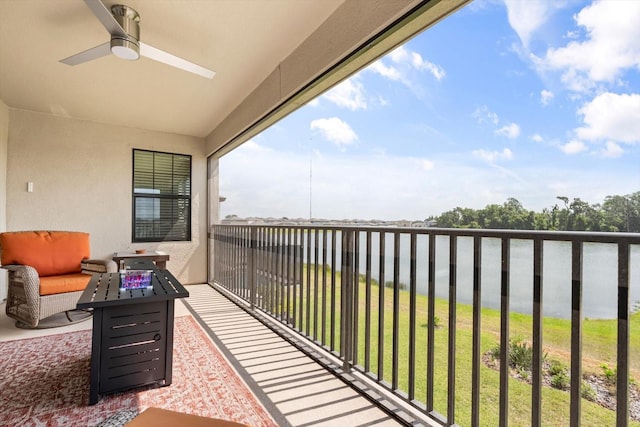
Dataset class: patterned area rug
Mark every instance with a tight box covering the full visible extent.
[0,316,277,427]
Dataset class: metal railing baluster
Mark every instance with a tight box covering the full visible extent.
[331,230,337,351]
[617,242,630,427]
[249,228,256,309]
[314,229,320,340]
[322,229,328,344]
[286,228,292,324]
[570,241,583,427]
[353,230,360,366]
[471,235,482,427]
[306,229,312,336]
[392,232,400,391]
[408,232,417,401]
[378,232,386,382]
[365,231,372,373]
[341,230,355,370]
[448,235,457,425]
[276,228,282,320]
[499,237,510,427]
[427,233,436,414]
[532,239,543,427]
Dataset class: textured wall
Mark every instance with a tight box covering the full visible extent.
[6,110,207,284]
[0,100,8,299]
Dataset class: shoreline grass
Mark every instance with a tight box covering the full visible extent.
[266,265,639,426]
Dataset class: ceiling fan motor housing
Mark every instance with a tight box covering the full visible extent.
[110,4,140,60]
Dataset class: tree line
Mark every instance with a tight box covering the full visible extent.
[432,192,640,232]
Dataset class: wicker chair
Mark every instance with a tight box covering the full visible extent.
[0,231,117,328]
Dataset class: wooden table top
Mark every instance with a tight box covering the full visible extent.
[113,251,170,260]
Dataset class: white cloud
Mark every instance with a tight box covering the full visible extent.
[540,89,554,106]
[306,99,320,107]
[310,117,358,147]
[388,46,410,63]
[376,95,390,107]
[409,51,446,80]
[565,30,579,40]
[472,105,500,125]
[472,107,520,140]
[417,58,446,81]
[390,46,446,80]
[239,139,268,153]
[575,92,640,144]
[323,78,368,111]
[368,60,403,82]
[503,0,552,48]
[473,148,514,162]
[421,159,435,170]
[495,123,521,139]
[538,1,640,91]
[559,140,587,155]
[530,134,544,143]
[368,46,446,88]
[599,141,624,158]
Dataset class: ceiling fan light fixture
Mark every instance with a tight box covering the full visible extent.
[110,5,140,60]
[111,38,139,60]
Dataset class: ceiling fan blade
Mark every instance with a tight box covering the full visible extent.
[140,42,215,79]
[60,42,111,65]
[83,0,127,37]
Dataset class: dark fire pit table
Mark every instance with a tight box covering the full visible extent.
[77,262,189,405]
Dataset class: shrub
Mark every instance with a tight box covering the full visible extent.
[420,315,441,329]
[489,343,501,360]
[548,359,567,377]
[551,371,569,390]
[384,281,407,290]
[581,381,597,401]
[600,363,616,385]
[358,274,380,287]
[600,363,636,386]
[517,367,530,380]
[509,336,533,370]
[489,336,538,371]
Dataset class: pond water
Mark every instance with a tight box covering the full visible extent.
[308,232,639,319]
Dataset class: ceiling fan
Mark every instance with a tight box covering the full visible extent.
[60,0,215,79]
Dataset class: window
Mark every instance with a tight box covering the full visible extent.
[132,149,191,242]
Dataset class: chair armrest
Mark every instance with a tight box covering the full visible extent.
[3,264,41,293]
[3,264,41,327]
[3,264,40,282]
[82,258,118,274]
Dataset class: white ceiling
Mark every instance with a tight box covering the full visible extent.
[0,0,345,138]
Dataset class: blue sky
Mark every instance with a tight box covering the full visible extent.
[220,0,640,221]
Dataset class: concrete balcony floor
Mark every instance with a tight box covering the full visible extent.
[0,284,402,427]
[185,284,402,427]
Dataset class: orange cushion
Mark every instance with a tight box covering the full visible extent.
[0,231,90,277]
[39,273,91,296]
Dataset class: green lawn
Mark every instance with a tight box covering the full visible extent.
[266,266,639,426]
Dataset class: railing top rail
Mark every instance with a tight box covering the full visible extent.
[213,224,640,244]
